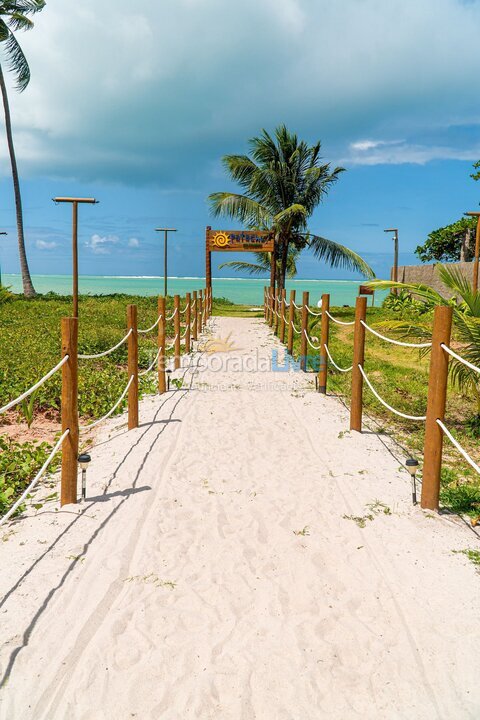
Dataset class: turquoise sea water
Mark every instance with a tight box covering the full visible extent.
[3,274,386,307]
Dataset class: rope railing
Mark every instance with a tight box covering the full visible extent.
[0,429,70,528]
[306,306,322,317]
[437,419,480,475]
[138,314,162,335]
[78,328,132,360]
[361,320,432,348]
[179,302,190,314]
[441,344,480,375]
[79,376,135,432]
[292,301,303,310]
[324,344,352,373]
[291,319,302,334]
[139,348,161,377]
[358,365,426,421]
[166,334,179,351]
[325,310,354,326]
[303,329,321,350]
[165,308,178,321]
[0,355,69,415]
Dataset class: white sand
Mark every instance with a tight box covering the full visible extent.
[1,316,479,719]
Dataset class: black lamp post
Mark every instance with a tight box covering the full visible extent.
[406,458,419,505]
[78,453,91,500]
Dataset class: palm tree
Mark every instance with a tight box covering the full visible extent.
[219,245,300,279]
[209,125,374,290]
[0,0,45,298]
[369,266,480,413]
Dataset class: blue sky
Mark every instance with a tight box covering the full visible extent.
[1,0,480,281]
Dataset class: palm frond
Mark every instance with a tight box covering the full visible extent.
[308,234,375,278]
[208,192,272,229]
[218,259,270,277]
[3,31,30,90]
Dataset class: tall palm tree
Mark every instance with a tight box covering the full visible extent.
[219,245,300,280]
[0,0,45,298]
[209,125,374,290]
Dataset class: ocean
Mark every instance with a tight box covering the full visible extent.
[3,274,386,307]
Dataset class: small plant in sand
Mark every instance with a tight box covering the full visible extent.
[343,514,374,528]
[124,573,176,589]
[452,549,480,566]
[366,500,392,516]
[171,378,184,390]
[293,526,310,536]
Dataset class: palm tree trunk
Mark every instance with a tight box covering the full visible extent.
[0,64,35,297]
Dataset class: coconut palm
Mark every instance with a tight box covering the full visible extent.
[209,125,374,290]
[369,266,480,413]
[219,245,300,279]
[0,0,45,298]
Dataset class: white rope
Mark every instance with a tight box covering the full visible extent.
[306,306,322,317]
[441,344,480,375]
[360,320,432,348]
[138,314,162,334]
[79,375,134,431]
[358,365,426,420]
[326,310,355,326]
[324,344,353,373]
[180,325,189,340]
[165,308,178,321]
[139,348,161,377]
[79,328,133,360]
[0,429,70,527]
[0,356,69,415]
[303,329,321,350]
[291,319,302,334]
[166,334,179,351]
[437,419,480,475]
[292,301,303,310]
[179,302,190,315]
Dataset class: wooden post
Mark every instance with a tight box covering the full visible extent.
[174,295,181,370]
[204,287,208,324]
[287,290,295,355]
[185,292,191,353]
[300,291,309,371]
[274,288,279,334]
[269,287,275,327]
[127,304,139,430]
[61,317,79,506]
[158,296,166,394]
[279,289,286,343]
[266,287,271,324]
[318,293,330,394]
[474,217,480,294]
[198,290,203,336]
[263,286,267,319]
[350,296,367,432]
[192,291,198,341]
[421,306,453,510]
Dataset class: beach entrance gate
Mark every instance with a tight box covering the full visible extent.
[205,226,275,290]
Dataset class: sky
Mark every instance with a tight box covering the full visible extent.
[1,0,480,281]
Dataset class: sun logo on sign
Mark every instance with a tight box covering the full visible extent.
[212,232,230,248]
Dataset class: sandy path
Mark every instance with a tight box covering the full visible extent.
[0,316,479,719]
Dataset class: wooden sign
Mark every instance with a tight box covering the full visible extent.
[207,228,274,252]
[359,285,374,296]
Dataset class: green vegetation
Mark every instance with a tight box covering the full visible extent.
[415,216,476,263]
[209,124,373,289]
[0,435,58,516]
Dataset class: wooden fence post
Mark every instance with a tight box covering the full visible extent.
[300,291,309,371]
[192,291,198,341]
[127,304,139,430]
[350,296,367,432]
[287,290,295,355]
[421,306,453,510]
[204,287,208,324]
[318,293,330,394]
[158,296,166,394]
[266,287,271,324]
[61,317,79,506]
[198,290,203,336]
[185,292,191,353]
[279,289,286,344]
[269,287,275,327]
[174,295,181,370]
[264,286,267,319]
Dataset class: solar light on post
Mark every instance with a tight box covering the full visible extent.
[53,197,99,318]
[464,212,480,293]
[78,453,91,501]
[384,228,399,296]
[155,228,177,298]
[406,458,419,505]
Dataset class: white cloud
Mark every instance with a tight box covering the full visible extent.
[36,239,57,250]
[128,237,140,248]
[86,234,120,255]
[345,139,480,166]
[2,0,480,182]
